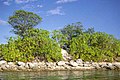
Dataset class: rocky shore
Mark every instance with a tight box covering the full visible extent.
[0,59,120,71]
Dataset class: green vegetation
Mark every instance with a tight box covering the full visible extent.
[8,10,42,37]
[0,10,120,62]
[0,28,62,62]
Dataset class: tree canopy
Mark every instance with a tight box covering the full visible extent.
[8,10,42,37]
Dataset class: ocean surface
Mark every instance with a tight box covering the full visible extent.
[0,70,120,80]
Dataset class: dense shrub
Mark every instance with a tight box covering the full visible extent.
[70,32,120,62]
[0,29,62,62]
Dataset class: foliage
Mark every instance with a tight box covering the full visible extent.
[0,29,62,62]
[85,27,95,34]
[8,10,42,37]
[61,22,84,40]
[51,30,68,47]
[70,32,120,62]
[53,22,84,51]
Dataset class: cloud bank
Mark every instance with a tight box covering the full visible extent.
[56,0,78,4]
[47,6,65,16]
[0,19,8,25]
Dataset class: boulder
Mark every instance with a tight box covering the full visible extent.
[8,62,15,66]
[46,62,56,68]
[78,63,83,67]
[61,49,72,60]
[83,64,90,67]
[70,60,78,67]
[112,62,120,69]
[25,63,29,69]
[7,62,16,70]
[55,66,65,70]
[27,62,38,69]
[38,62,45,66]
[92,62,100,69]
[0,60,7,65]
[57,61,66,66]
[17,66,26,70]
[17,62,25,67]
[1,65,7,70]
[106,63,114,70]
[76,59,83,64]
[99,62,107,68]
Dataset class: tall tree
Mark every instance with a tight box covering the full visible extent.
[8,10,42,37]
[61,22,84,40]
[60,22,84,51]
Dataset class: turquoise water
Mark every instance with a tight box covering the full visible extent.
[0,70,120,80]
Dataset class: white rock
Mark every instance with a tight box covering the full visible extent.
[57,61,66,66]
[70,60,78,67]
[27,62,36,69]
[25,64,29,69]
[76,59,83,64]
[8,62,14,65]
[112,62,120,69]
[61,49,71,60]
[5,65,10,68]
[0,60,7,65]
[17,62,25,66]
[106,63,114,69]
[1,65,7,70]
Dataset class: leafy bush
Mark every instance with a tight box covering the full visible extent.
[0,29,62,62]
[70,32,120,62]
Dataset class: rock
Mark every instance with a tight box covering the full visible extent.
[5,64,10,68]
[17,62,25,66]
[85,61,90,64]
[17,66,26,70]
[61,49,72,60]
[27,62,38,69]
[112,62,120,69]
[38,62,45,66]
[25,63,29,69]
[78,63,83,67]
[92,62,101,69]
[55,66,65,70]
[70,60,78,67]
[57,61,66,66]
[64,65,71,70]
[76,59,83,64]
[83,62,91,67]
[7,62,17,70]
[27,62,34,69]
[106,63,114,70]
[83,64,89,67]
[46,62,56,68]
[1,65,7,70]
[8,62,15,66]
[99,62,107,68]
[0,60,7,65]
[6,64,17,71]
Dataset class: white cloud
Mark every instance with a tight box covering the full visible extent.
[47,6,65,16]
[56,0,78,4]
[3,0,12,6]
[22,4,43,10]
[22,4,34,9]
[3,1,10,5]
[37,5,43,8]
[15,0,37,4]
[0,19,8,25]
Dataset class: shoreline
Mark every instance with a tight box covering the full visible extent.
[0,60,120,71]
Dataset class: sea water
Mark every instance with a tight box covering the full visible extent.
[0,70,119,80]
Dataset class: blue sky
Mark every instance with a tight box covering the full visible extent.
[0,0,120,44]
